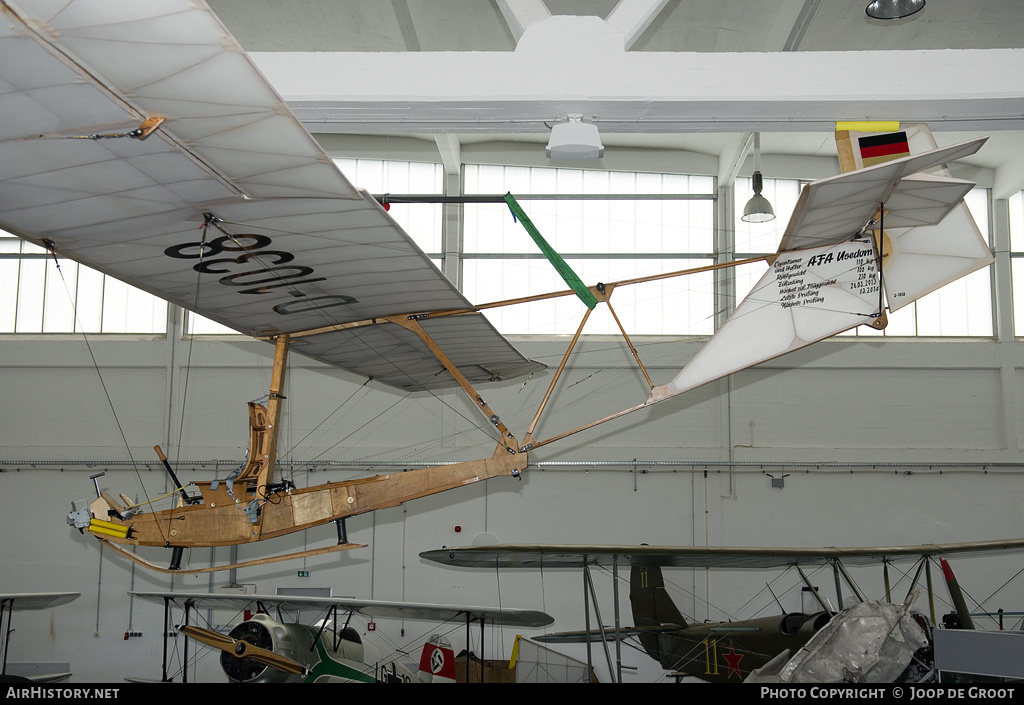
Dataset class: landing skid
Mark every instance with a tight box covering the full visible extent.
[97,537,366,575]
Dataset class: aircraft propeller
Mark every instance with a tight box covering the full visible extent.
[180,625,308,678]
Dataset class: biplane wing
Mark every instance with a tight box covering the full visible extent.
[0,0,542,390]
[420,538,1024,569]
[649,134,991,404]
[0,593,79,611]
[0,592,79,682]
[129,591,554,628]
[131,590,542,683]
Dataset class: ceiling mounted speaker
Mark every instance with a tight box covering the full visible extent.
[546,116,604,161]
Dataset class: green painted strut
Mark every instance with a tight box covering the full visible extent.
[503,192,598,309]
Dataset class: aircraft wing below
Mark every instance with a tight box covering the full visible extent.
[0,593,80,610]
[420,539,1024,569]
[129,591,553,628]
[0,0,542,391]
[531,625,670,644]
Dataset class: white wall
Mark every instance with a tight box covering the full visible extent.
[1,326,1023,683]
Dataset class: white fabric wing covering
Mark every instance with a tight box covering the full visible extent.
[653,239,881,401]
[0,0,542,391]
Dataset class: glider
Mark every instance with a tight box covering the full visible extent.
[0,0,993,571]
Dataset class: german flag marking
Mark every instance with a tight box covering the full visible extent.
[858,131,911,167]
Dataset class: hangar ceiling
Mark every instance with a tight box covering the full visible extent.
[208,0,1024,195]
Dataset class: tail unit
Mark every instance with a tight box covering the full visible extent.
[630,563,687,667]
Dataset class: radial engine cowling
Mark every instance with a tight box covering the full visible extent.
[221,614,314,683]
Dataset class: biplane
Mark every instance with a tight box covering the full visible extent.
[420,539,1024,682]
[0,1,993,573]
[128,591,552,683]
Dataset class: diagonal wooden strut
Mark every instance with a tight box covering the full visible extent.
[385,315,518,454]
[282,256,771,341]
[603,289,653,389]
[521,306,594,449]
[97,537,365,575]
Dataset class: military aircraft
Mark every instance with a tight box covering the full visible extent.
[535,562,834,683]
[0,592,79,682]
[629,562,832,682]
[129,591,553,683]
[421,539,1024,682]
[0,0,993,573]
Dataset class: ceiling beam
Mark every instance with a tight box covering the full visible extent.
[606,0,670,51]
[257,45,1024,135]
[496,0,551,44]
[390,0,421,51]
[994,152,1024,200]
[434,134,462,175]
[719,132,753,187]
[781,0,822,51]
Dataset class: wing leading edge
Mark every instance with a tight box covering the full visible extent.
[0,592,80,610]
[420,539,1024,570]
[129,591,553,628]
[0,0,541,391]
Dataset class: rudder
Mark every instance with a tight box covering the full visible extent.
[630,563,687,667]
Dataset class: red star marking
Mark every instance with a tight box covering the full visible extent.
[723,643,743,679]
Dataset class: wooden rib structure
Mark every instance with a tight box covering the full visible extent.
[88,317,529,569]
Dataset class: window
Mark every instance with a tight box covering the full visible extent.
[462,165,716,335]
[333,158,444,255]
[2,161,995,340]
[1010,191,1024,336]
[0,232,166,334]
[732,176,804,307]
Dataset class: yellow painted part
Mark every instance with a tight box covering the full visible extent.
[89,522,128,538]
[90,517,127,531]
[508,634,521,669]
[835,121,900,133]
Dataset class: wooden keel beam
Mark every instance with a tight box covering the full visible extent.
[97,537,365,575]
[97,450,529,550]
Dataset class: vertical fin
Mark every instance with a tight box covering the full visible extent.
[939,558,975,630]
[630,563,687,666]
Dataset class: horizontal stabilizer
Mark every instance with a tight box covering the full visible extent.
[533,625,673,644]
[842,124,993,311]
[779,137,986,252]
[649,130,989,405]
